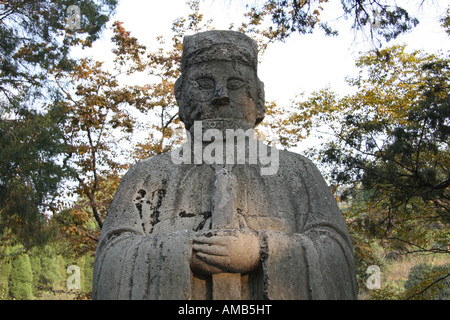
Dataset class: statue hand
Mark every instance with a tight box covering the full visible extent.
[191,229,260,275]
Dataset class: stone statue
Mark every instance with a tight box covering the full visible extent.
[92,30,358,300]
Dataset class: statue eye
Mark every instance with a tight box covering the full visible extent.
[196,77,215,90]
[227,78,245,90]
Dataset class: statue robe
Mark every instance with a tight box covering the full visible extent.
[92,147,358,300]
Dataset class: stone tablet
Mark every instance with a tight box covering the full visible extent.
[92,30,358,300]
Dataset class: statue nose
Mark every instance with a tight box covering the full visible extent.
[212,86,230,106]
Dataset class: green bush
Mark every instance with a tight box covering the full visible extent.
[38,246,63,289]
[404,262,450,300]
[9,254,34,300]
[0,247,12,299]
[81,254,94,293]
[367,283,403,300]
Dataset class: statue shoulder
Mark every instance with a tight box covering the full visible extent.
[277,148,320,174]
[119,152,175,186]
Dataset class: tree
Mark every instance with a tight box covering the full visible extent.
[0,0,118,96]
[280,45,449,257]
[128,0,211,160]
[0,0,118,247]
[442,6,450,36]
[404,262,450,300]
[51,53,138,254]
[110,19,184,161]
[241,0,423,47]
[36,245,63,290]
[54,56,137,229]
[274,44,450,298]
[0,103,69,248]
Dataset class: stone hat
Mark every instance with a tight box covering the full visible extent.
[180,30,258,72]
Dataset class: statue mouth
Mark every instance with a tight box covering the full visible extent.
[198,118,254,130]
[201,118,240,122]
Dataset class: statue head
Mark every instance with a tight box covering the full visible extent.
[175,30,265,132]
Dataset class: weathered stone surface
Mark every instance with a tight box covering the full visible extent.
[93,30,358,300]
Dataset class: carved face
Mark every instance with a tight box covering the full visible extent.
[176,60,264,131]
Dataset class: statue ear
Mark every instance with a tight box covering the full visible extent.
[255,79,265,125]
[175,76,183,105]
[174,77,186,124]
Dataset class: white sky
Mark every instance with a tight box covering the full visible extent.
[77,0,449,108]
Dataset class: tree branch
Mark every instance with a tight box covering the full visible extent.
[406,272,450,300]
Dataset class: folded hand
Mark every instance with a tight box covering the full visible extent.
[190,229,260,275]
